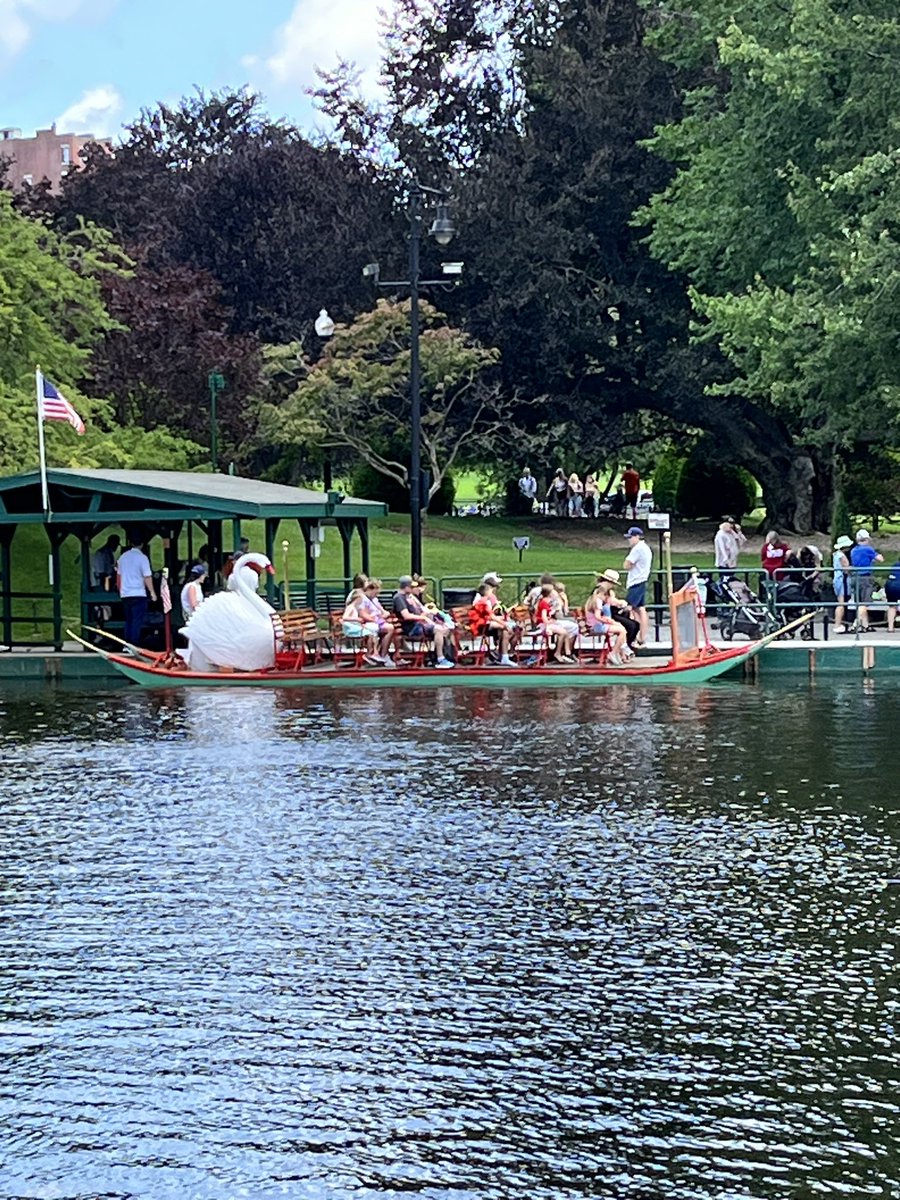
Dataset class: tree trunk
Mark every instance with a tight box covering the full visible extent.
[576,380,837,533]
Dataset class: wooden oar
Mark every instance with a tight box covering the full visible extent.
[79,625,159,661]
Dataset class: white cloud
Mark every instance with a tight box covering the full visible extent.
[0,0,91,58]
[264,0,384,93]
[55,84,122,135]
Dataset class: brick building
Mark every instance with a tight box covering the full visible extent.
[0,124,112,192]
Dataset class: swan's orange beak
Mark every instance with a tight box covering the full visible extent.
[265,564,276,575]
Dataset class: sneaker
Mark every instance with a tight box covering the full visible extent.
[435,658,455,669]
[832,624,845,634]
[381,658,397,669]
[499,655,515,667]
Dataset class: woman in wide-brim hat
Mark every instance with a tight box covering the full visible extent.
[832,535,853,634]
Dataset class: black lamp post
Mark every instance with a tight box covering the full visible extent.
[365,182,456,576]
[207,368,225,473]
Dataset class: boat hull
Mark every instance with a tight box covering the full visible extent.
[104,644,757,689]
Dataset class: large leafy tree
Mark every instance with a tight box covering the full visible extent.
[0,192,199,474]
[51,89,402,344]
[318,0,732,487]
[640,0,900,528]
[267,299,516,505]
[90,258,260,455]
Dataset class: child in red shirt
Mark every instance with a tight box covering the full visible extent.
[534,583,576,663]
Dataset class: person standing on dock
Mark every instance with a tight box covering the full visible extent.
[117,535,157,648]
[831,536,853,633]
[623,526,652,647]
[849,529,883,632]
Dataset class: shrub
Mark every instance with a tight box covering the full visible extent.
[650,452,684,513]
[676,451,757,520]
[350,461,456,515]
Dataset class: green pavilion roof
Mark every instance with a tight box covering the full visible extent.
[0,468,387,524]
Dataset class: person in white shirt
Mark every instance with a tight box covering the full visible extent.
[518,467,538,510]
[623,525,653,646]
[714,517,747,577]
[180,563,207,620]
[117,536,156,647]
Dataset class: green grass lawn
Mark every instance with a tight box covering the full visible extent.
[5,515,722,643]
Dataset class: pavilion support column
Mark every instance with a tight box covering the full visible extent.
[209,521,224,586]
[264,518,280,604]
[299,519,317,609]
[337,519,354,594]
[0,526,14,648]
[46,525,67,651]
[79,530,93,640]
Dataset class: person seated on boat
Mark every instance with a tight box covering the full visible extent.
[595,568,640,650]
[470,582,517,667]
[392,576,455,668]
[525,573,557,615]
[552,580,581,647]
[180,563,207,619]
[585,578,631,664]
[535,583,576,663]
[357,578,397,667]
[341,572,369,629]
[412,575,455,625]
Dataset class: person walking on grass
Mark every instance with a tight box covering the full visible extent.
[621,462,641,520]
[714,517,746,578]
[623,526,653,646]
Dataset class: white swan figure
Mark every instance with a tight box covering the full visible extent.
[181,552,278,671]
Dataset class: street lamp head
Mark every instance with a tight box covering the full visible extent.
[430,202,455,247]
[314,309,335,338]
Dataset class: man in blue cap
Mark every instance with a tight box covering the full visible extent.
[623,526,653,646]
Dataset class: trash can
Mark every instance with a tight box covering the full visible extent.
[442,586,476,610]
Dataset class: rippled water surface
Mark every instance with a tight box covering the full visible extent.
[2,679,899,1199]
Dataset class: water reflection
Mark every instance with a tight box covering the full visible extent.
[0,682,898,1198]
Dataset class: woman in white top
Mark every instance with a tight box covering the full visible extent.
[180,563,207,619]
[358,579,397,666]
[567,473,584,518]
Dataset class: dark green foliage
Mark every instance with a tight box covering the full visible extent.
[351,461,457,515]
[830,487,853,545]
[842,449,900,529]
[650,452,684,513]
[676,451,757,520]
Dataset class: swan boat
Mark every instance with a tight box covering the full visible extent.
[71,566,808,690]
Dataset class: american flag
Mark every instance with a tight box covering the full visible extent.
[160,571,172,614]
[39,373,85,434]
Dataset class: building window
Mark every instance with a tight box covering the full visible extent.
[61,144,71,165]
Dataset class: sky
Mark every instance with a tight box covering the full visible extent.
[0,0,386,140]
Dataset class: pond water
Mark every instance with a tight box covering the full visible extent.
[1,679,899,1199]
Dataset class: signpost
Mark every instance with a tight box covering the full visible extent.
[512,536,530,563]
[647,513,671,574]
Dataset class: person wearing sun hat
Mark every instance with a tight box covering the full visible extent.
[831,535,853,633]
[623,526,653,646]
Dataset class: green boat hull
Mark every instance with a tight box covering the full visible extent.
[106,644,758,689]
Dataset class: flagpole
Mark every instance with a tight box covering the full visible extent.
[162,567,173,654]
[35,367,50,518]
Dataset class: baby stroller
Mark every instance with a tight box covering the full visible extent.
[774,579,818,639]
[711,576,779,640]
